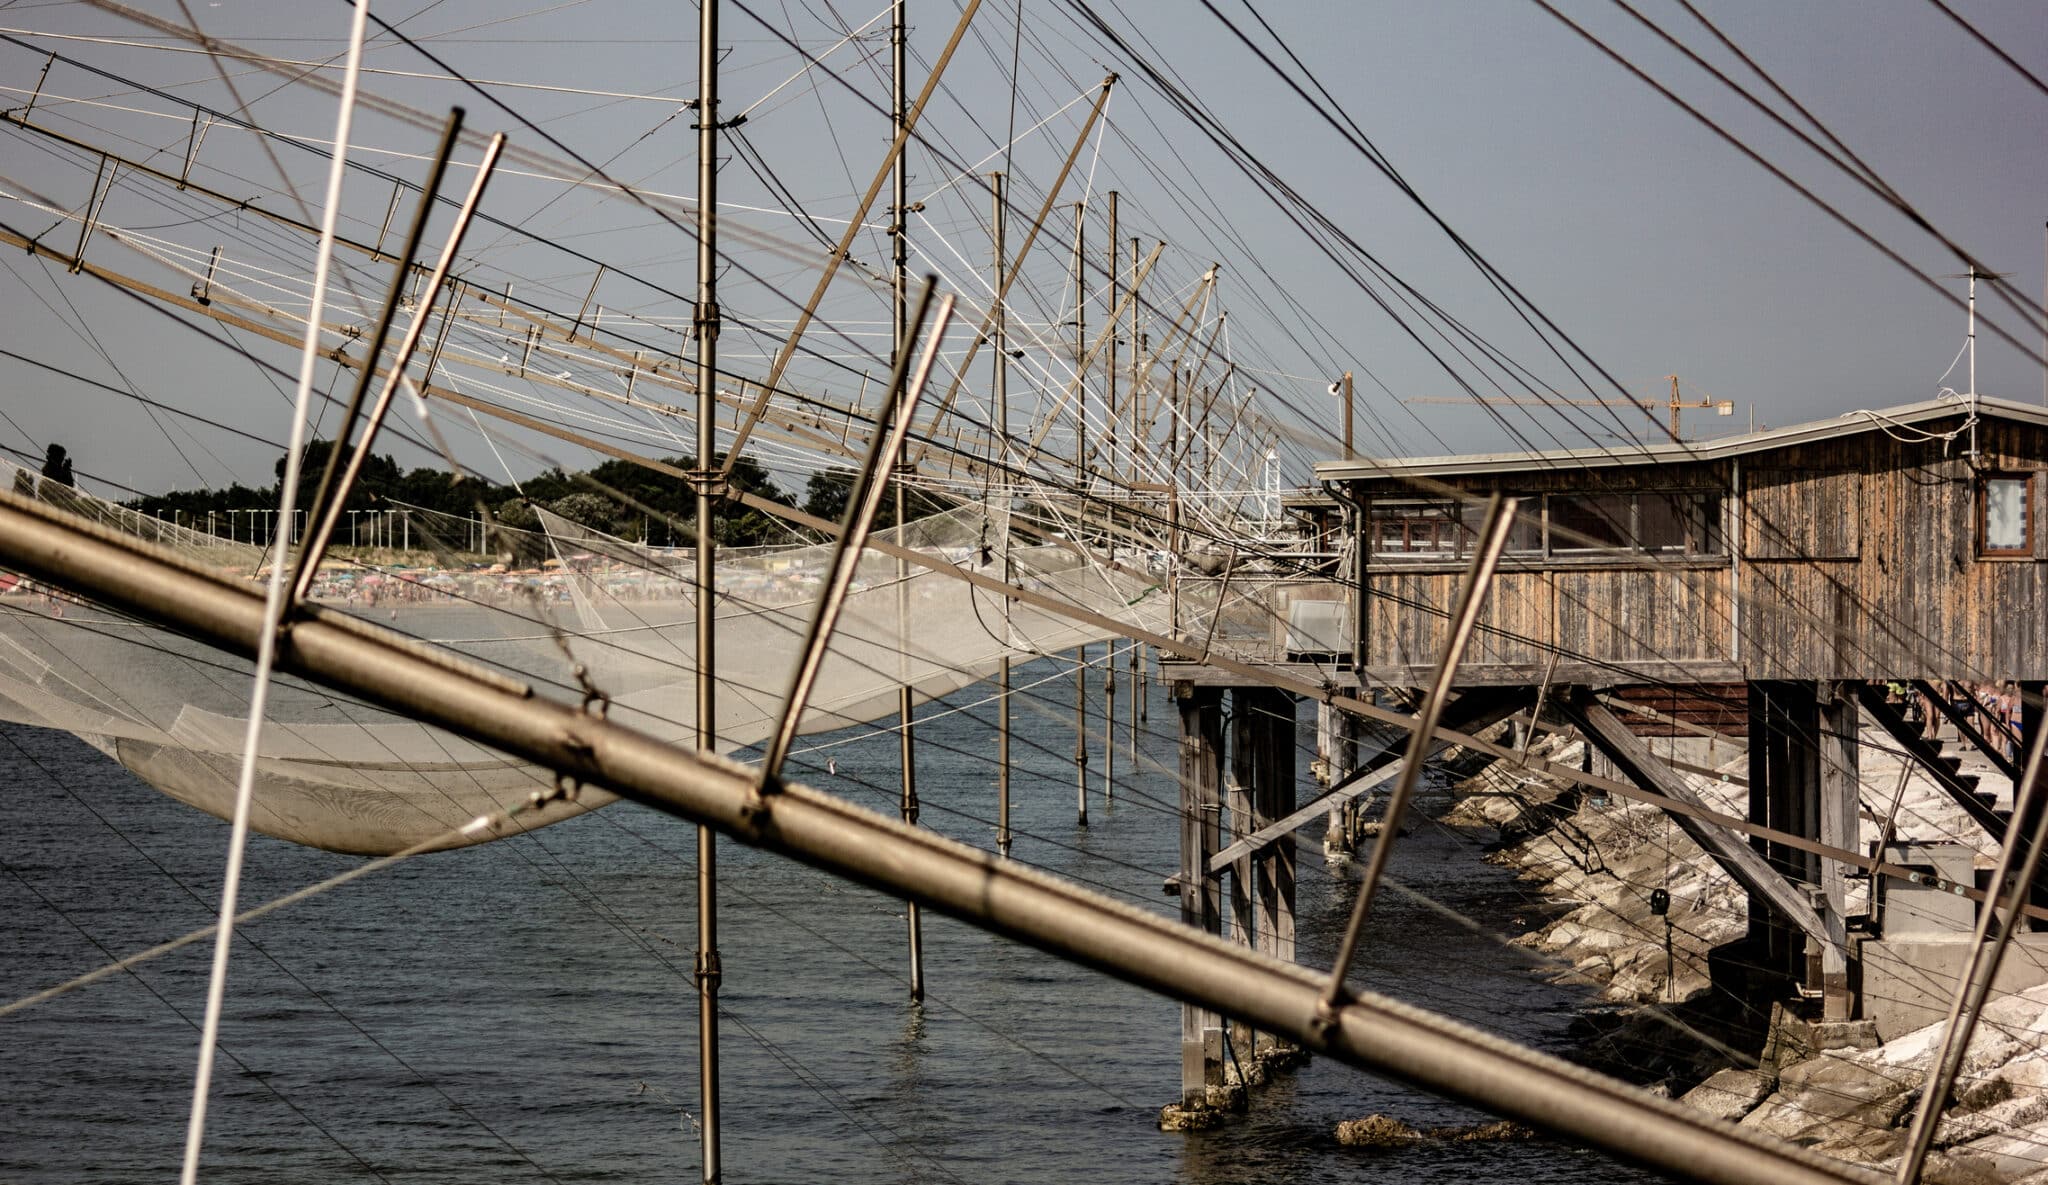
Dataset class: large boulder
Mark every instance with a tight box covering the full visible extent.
[1740,1052,1919,1146]
[1679,1067,1773,1122]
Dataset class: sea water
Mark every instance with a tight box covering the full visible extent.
[0,656,1662,1183]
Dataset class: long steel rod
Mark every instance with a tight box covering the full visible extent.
[758,282,948,783]
[1072,199,1089,829]
[720,0,983,473]
[0,490,1866,1185]
[178,10,370,1179]
[890,0,923,1004]
[1128,232,1145,734]
[1315,497,1519,1028]
[290,108,463,599]
[292,129,504,599]
[692,0,722,1174]
[992,170,1013,857]
[912,75,1117,467]
[1895,697,2048,1184]
[1103,190,1119,807]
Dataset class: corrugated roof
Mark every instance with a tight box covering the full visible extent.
[1313,395,2047,482]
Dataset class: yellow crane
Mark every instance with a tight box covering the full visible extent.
[1405,375,1736,441]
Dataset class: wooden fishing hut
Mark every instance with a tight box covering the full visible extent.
[1320,395,2048,1030]
[1159,396,2048,1116]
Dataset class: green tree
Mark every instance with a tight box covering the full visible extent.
[276,439,402,515]
[801,468,948,533]
[547,492,618,534]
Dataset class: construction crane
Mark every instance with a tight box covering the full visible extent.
[1405,375,1736,441]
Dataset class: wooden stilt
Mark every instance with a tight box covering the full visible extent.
[1076,644,1089,827]
[1818,682,1859,1019]
[1176,685,1226,1113]
[1104,642,1118,803]
[1245,687,1298,1066]
[1226,695,1258,1086]
[997,655,1012,856]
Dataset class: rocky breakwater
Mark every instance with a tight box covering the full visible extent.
[1684,985,2048,1182]
[1445,730,2048,1182]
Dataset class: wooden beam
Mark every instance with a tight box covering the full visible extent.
[1208,687,1529,873]
[1567,692,1842,960]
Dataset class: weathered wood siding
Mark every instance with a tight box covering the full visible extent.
[1743,420,2048,678]
[1352,411,2048,683]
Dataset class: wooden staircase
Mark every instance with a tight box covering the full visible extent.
[1853,683,2010,840]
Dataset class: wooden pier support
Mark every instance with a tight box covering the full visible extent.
[1748,681,1821,986]
[1317,701,1360,858]
[1570,687,1842,1015]
[1168,683,1304,1126]
[1239,687,1299,1070]
[1817,683,1859,1019]
[1170,685,1230,1122]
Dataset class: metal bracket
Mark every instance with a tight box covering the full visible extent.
[692,299,721,343]
[189,245,221,306]
[69,158,113,275]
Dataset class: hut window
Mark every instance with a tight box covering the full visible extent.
[1504,505,1544,554]
[1980,475,2032,556]
[1639,492,1724,554]
[1368,500,1465,555]
[1548,493,1630,552]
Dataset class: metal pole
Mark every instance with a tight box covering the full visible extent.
[913,75,1119,467]
[1075,644,1089,827]
[1106,191,1119,524]
[757,285,948,784]
[992,171,1012,858]
[691,0,723,1174]
[1129,234,1145,732]
[1895,705,2048,1184]
[891,0,924,1005]
[1104,192,1120,807]
[721,0,986,472]
[0,490,1867,1185]
[293,109,464,598]
[1315,497,1519,1032]
[1342,370,1354,459]
[1072,199,1088,828]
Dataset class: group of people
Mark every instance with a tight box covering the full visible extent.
[1891,679,2026,759]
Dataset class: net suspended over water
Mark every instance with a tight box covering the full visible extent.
[0,458,1185,853]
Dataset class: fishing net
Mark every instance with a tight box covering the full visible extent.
[0,457,1214,853]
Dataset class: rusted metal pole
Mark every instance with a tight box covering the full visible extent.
[992,170,1012,858]
[692,0,724,1172]
[1315,497,1520,1032]
[890,0,924,1004]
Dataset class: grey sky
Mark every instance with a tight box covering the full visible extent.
[0,1,2043,497]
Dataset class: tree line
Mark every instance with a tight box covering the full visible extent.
[117,440,946,551]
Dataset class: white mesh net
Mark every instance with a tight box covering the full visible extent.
[0,458,1187,853]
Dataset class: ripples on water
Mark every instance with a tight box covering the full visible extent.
[0,660,1663,1183]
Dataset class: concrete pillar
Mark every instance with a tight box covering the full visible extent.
[1173,685,1229,1116]
[1747,681,1822,985]
[1225,699,1257,1081]
[1818,683,1859,1019]
[1245,687,1299,1065]
[1318,701,1358,857]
